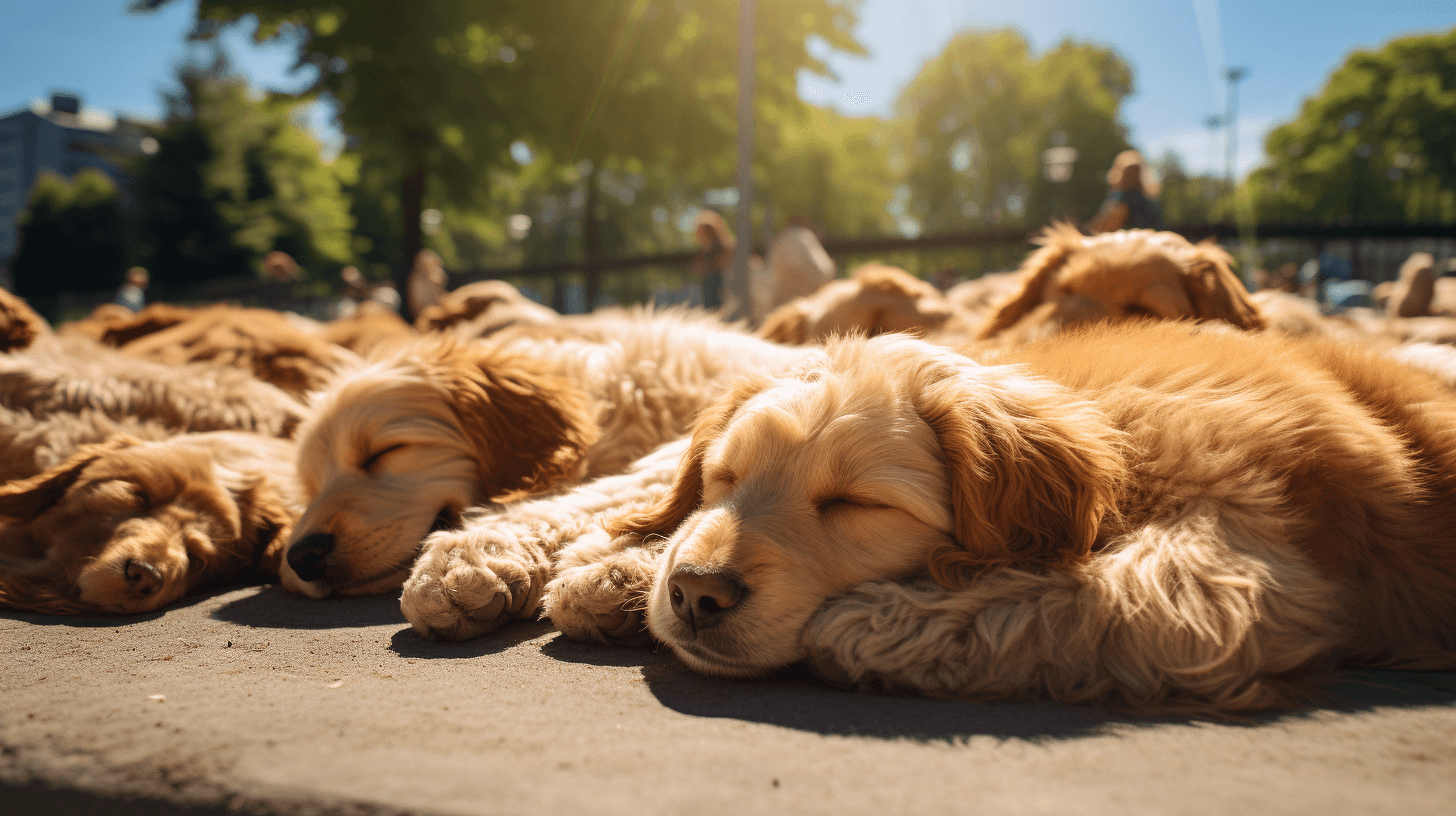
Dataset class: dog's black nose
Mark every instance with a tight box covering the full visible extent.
[287,533,334,582]
[668,569,744,632]
[124,559,163,597]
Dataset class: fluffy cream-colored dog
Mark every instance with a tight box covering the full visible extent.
[548,323,1456,711]
[284,310,805,599]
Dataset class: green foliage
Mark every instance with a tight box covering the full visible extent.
[1155,151,1233,225]
[140,0,865,289]
[133,58,356,288]
[1249,28,1456,224]
[894,29,1133,232]
[12,169,131,302]
[760,105,897,237]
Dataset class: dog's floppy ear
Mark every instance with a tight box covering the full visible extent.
[0,437,137,523]
[1182,242,1266,330]
[428,342,598,499]
[0,573,87,615]
[605,374,772,542]
[976,224,1082,340]
[757,302,812,345]
[912,360,1124,586]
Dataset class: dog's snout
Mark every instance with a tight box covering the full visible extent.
[123,559,162,597]
[287,533,335,582]
[668,569,745,632]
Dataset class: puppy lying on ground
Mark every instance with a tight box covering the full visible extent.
[977,224,1265,343]
[0,336,306,439]
[757,264,955,345]
[0,404,174,483]
[0,432,300,614]
[546,324,1456,711]
[283,309,806,600]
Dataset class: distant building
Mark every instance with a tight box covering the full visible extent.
[0,93,155,283]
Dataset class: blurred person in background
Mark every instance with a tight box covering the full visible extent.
[1086,150,1163,233]
[692,210,735,310]
[114,266,149,312]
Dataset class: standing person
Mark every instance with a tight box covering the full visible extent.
[691,210,735,310]
[1085,150,1163,233]
[114,266,149,312]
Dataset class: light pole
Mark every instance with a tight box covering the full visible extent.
[1222,67,1247,186]
[728,0,755,322]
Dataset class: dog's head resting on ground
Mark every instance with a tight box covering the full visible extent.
[604,333,1123,676]
[0,433,297,614]
[976,224,1264,343]
[757,264,954,346]
[283,338,597,598]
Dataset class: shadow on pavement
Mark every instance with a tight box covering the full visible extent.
[387,619,558,659]
[208,584,405,629]
[0,581,258,630]
[631,656,1456,742]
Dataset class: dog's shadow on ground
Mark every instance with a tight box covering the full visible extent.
[208,583,406,629]
[539,635,1456,742]
[387,619,558,659]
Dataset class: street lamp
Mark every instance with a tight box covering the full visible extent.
[1222,67,1247,185]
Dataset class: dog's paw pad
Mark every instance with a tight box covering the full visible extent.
[544,558,653,646]
[401,553,532,641]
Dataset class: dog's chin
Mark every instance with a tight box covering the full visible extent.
[281,568,334,599]
[644,597,806,679]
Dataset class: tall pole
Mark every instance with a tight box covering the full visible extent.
[1222,67,1246,186]
[729,0,755,322]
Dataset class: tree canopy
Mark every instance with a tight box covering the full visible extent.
[893,29,1133,233]
[133,58,356,288]
[1250,28,1456,224]
[137,0,865,292]
[12,169,131,305]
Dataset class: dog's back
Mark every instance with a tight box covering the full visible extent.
[1000,321,1456,666]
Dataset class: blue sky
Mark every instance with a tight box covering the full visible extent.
[3,0,1453,178]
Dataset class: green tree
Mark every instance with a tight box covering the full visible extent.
[894,29,1133,233]
[12,169,131,309]
[1250,28,1456,224]
[138,0,864,301]
[759,105,897,237]
[133,58,356,289]
[1154,151,1232,225]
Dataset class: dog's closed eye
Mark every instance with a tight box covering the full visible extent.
[361,444,407,473]
[816,496,876,514]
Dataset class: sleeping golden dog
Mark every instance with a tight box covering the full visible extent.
[546,323,1456,711]
[976,224,1265,343]
[285,311,805,600]
[0,432,299,614]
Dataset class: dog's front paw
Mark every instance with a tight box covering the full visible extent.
[543,536,657,646]
[401,542,545,641]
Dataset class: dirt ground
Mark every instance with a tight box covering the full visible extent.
[3,582,1455,816]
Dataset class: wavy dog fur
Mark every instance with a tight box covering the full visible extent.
[977,224,1265,344]
[0,432,300,614]
[549,323,1456,711]
[287,309,806,600]
[0,336,306,439]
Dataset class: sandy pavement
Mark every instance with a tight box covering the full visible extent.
[3,582,1455,815]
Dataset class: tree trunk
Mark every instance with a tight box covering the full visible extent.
[398,160,425,308]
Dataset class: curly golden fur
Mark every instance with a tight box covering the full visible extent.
[0,287,49,352]
[283,309,807,600]
[107,305,357,399]
[548,324,1456,711]
[977,224,1266,343]
[413,279,560,337]
[0,432,300,615]
[757,264,954,345]
[0,336,306,439]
